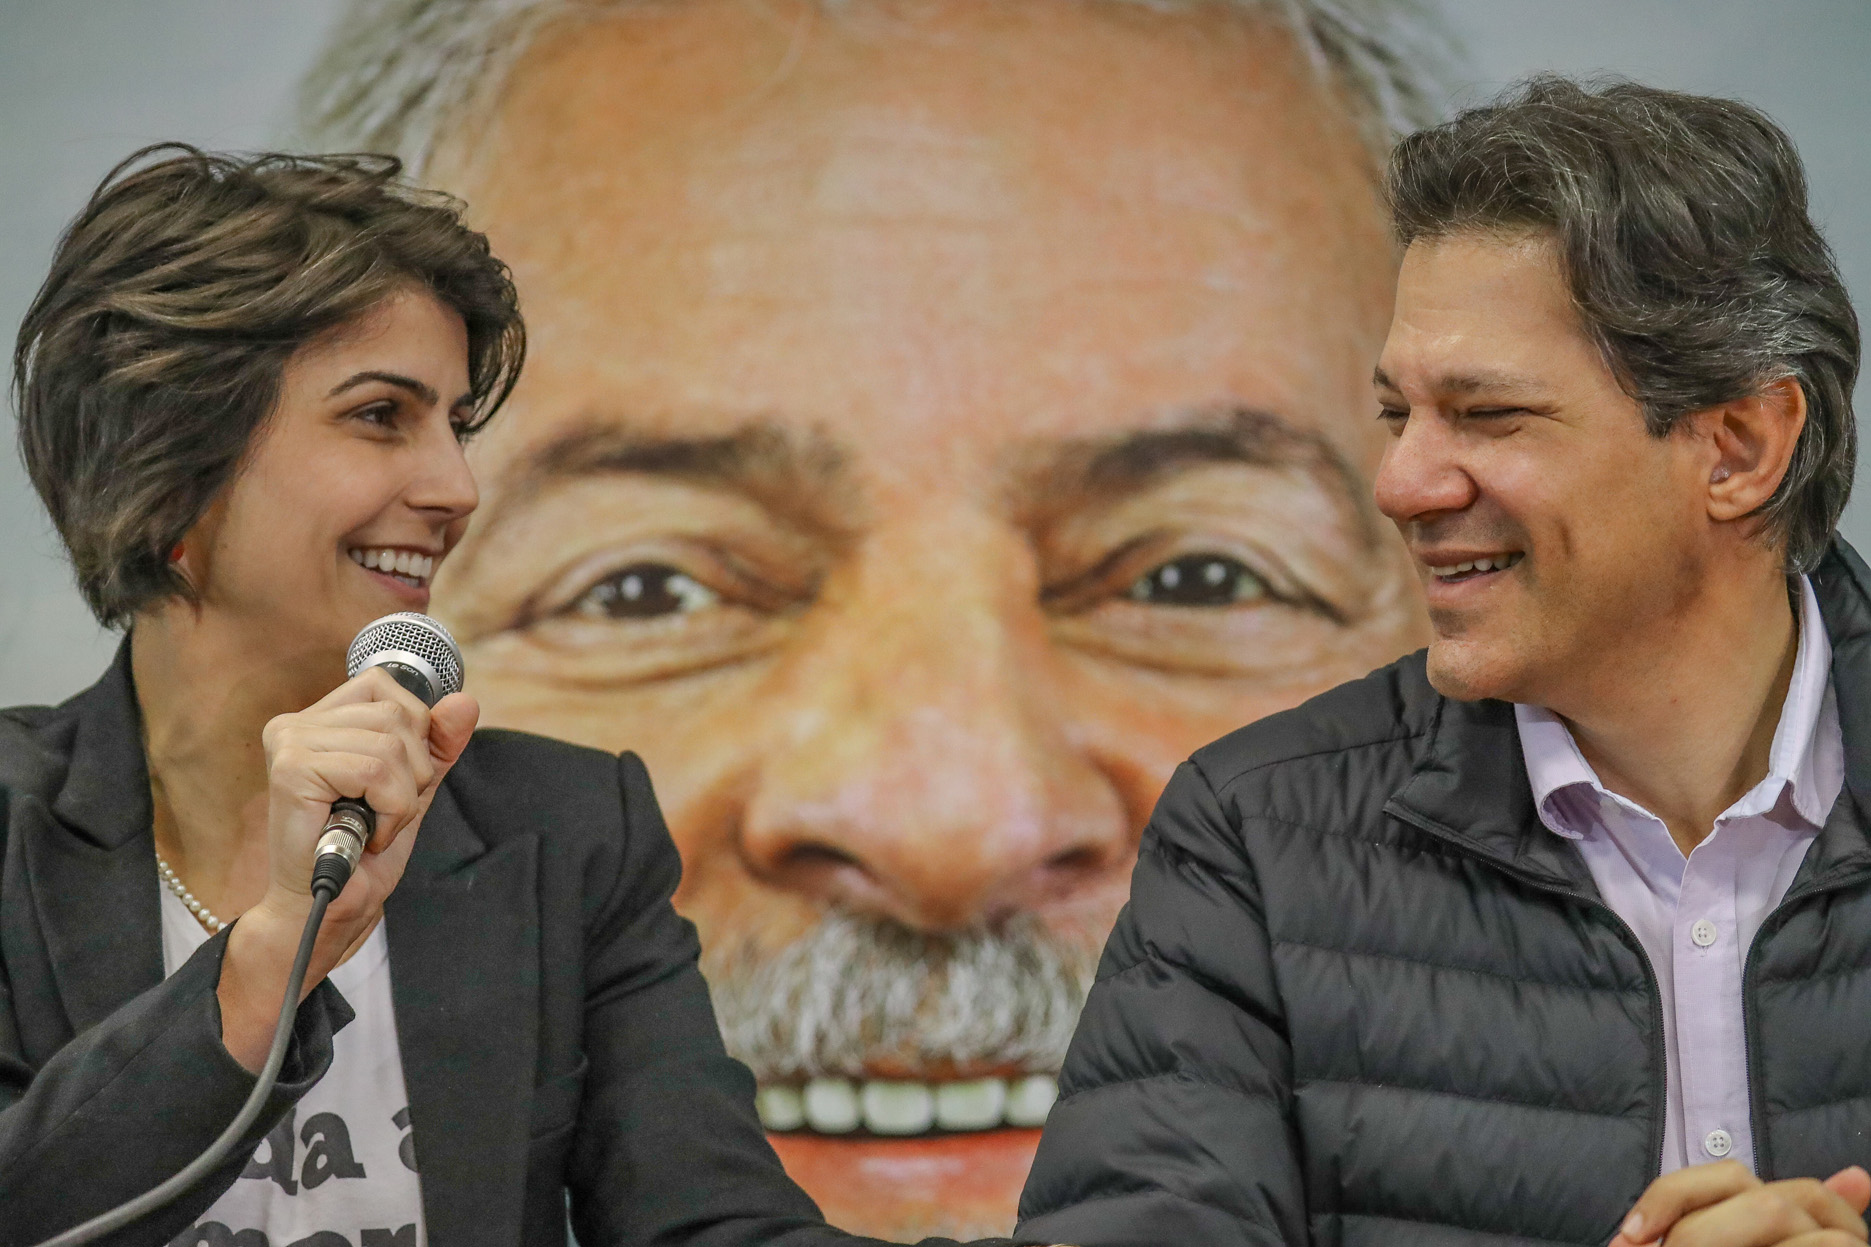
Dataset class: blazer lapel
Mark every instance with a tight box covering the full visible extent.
[385,778,540,1247]
[17,642,163,1052]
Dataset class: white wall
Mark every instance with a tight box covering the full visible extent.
[2,0,1867,704]
[0,0,347,702]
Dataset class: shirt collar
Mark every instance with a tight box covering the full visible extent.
[1515,575,1838,839]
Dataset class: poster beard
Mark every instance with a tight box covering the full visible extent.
[704,911,1100,1237]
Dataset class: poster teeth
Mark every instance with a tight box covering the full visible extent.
[757,1074,1057,1135]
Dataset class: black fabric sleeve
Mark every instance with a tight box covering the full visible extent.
[0,926,349,1247]
[564,752,1011,1247]
[1012,760,1305,1247]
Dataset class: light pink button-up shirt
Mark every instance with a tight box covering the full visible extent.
[1513,576,1842,1175]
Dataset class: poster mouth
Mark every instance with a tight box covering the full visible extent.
[756,1072,1059,1137]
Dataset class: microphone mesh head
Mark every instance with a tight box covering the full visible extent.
[346,612,465,699]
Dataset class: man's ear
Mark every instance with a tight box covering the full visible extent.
[1699,375,1807,524]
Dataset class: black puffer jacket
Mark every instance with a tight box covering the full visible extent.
[1015,540,1871,1247]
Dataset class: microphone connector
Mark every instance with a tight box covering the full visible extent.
[312,798,370,899]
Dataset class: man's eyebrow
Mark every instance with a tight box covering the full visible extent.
[328,370,440,406]
[488,417,853,529]
[1372,365,1543,396]
[1014,405,1376,541]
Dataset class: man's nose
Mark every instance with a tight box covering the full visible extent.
[1373,408,1477,524]
[737,531,1133,933]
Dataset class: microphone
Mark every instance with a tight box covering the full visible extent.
[311,611,465,895]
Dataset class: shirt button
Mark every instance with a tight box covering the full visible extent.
[1704,1129,1734,1158]
[1692,919,1719,947]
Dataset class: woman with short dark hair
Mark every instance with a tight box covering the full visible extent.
[16,145,525,628]
[0,146,945,1247]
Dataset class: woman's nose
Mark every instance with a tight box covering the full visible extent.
[410,418,480,521]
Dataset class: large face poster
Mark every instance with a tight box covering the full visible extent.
[295,0,1433,1235]
[4,0,1868,1240]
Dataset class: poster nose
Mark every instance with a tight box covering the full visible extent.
[736,609,1131,933]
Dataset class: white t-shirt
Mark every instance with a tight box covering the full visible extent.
[160,887,427,1247]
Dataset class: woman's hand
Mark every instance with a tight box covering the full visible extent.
[216,668,478,1070]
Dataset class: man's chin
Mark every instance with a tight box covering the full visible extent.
[1424,634,1524,703]
[771,1128,1040,1238]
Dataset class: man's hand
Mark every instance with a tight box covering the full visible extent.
[1611,1161,1871,1246]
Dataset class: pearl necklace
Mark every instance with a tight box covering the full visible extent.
[155,854,229,933]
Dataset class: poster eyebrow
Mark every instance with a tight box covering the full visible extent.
[482,416,854,531]
[1014,405,1377,542]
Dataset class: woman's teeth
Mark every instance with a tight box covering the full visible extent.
[349,547,434,586]
[1427,552,1523,579]
[755,1073,1059,1137]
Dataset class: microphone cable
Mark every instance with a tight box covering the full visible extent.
[30,852,355,1247]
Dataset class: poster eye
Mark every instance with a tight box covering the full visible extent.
[571,562,720,620]
[1127,554,1267,607]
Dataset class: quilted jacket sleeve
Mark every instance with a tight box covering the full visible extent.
[1013,759,1304,1247]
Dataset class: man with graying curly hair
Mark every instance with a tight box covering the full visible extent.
[296,0,1454,1237]
[1014,77,1869,1246]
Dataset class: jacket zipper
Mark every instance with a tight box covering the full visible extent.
[1737,861,1871,1179]
[1385,806,1671,1184]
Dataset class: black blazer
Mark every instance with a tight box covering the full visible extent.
[0,646,973,1247]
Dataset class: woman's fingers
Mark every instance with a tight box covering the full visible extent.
[267,667,438,793]
[302,664,428,714]
[326,789,429,923]
[262,670,475,897]
[286,684,474,802]
[283,698,429,759]
[266,724,432,815]
[268,747,423,833]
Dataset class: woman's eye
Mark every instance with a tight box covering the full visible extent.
[569,563,720,620]
[1127,554,1267,607]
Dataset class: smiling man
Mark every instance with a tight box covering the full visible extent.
[1011,78,1870,1247]
[297,0,1447,1234]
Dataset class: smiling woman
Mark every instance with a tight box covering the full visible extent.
[0,145,977,1246]
[14,145,524,631]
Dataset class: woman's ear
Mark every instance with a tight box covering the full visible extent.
[169,495,229,596]
[1701,376,1807,524]
[167,538,197,592]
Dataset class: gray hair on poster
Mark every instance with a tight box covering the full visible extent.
[298,0,1459,174]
